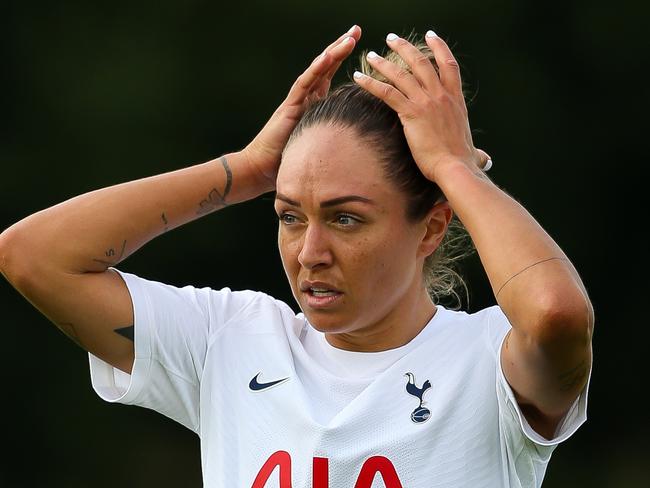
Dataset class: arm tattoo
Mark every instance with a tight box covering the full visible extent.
[58,322,84,348]
[161,212,169,232]
[558,359,589,391]
[495,257,568,299]
[93,239,127,267]
[114,325,134,342]
[196,156,232,215]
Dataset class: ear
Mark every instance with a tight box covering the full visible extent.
[417,201,454,258]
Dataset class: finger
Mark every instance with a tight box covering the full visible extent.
[286,35,356,106]
[363,48,424,101]
[476,149,493,171]
[483,159,493,171]
[384,33,440,94]
[316,25,361,80]
[424,30,463,99]
[314,35,358,97]
[315,57,345,97]
[325,25,361,82]
[352,70,410,114]
[323,24,362,53]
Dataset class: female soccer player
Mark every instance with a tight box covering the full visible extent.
[0,25,593,487]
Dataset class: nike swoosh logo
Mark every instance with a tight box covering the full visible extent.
[249,372,290,392]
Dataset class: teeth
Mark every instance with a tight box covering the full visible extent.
[310,288,338,296]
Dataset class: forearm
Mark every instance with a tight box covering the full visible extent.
[434,162,592,332]
[0,151,269,276]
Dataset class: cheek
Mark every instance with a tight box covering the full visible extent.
[350,230,415,285]
[278,231,299,270]
[345,236,392,280]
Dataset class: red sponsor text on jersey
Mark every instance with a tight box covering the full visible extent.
[252,451,404,488]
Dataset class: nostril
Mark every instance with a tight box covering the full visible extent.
[296,225,334,269]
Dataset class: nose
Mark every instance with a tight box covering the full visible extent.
[297,223,333,270]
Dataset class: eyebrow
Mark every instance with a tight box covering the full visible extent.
[275,193,376,208]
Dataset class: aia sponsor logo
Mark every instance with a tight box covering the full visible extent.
[252,451,403,488]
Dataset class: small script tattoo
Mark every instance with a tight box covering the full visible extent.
[558,359,589,392]
[196,156,232,215]
[114,325,135,342]
[93,239,127,267]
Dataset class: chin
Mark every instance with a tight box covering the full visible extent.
[301,309,351,334]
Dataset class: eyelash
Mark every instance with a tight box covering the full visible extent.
[278,213,298,225]
[277,213,361,227]
[334,214,360,226]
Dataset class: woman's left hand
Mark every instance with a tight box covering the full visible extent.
[353,31,491,183]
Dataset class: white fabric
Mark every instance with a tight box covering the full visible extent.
[89,268,589,487]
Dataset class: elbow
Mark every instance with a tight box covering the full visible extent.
[0,225,16,277]
[535,290,595,347]
[0,223,35,289]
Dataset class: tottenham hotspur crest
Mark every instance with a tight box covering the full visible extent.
[404,372,432,423]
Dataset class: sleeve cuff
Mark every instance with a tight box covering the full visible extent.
[87,267,154,404]
[88,354,151,403]
[497,332,591,447]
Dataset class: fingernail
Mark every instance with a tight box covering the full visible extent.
[386,33,399,42]
[367,51,380,60]
[426,30,438,38]
[353,71,365,79]
[348,25,357,33]
[483,159,493,172]
[342,36,353,44]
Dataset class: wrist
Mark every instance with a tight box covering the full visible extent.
[206,151,274,208]
[236,149,277,195]
[431,159,486,185]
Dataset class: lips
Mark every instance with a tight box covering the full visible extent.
[299,280,342,294]
[299,280,344,310]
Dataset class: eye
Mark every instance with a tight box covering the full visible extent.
[335,214,361,226]
[278,213,299,225]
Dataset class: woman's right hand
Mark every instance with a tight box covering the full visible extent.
[243,26,361,191]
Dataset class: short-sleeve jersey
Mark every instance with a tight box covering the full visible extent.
[89,269,590,488]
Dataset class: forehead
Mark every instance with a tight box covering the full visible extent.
[277,124,393,201]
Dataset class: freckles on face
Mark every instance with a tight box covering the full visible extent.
[275,124,424,332]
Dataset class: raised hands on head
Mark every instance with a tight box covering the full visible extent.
[353,31,491,183]
[243,26,362,191]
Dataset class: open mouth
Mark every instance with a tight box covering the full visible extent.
[308,287,341,297]
[303,287,343,309]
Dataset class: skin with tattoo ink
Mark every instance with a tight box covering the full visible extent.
[196,157,232,215]
[93,239,127,267]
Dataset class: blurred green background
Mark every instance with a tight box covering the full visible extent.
[1,0,646,486]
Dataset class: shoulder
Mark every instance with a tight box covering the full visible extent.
[435,304,511,357]
[111,267,300,331]
[437,304,503,332]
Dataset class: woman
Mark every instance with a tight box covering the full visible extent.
[0,26,593,487]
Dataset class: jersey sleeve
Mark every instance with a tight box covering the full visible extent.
[88,267,261,433]
[486,305,591,477]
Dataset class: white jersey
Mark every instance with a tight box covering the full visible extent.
[89,269,589,487]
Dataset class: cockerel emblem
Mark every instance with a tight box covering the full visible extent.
[404,372,432,424]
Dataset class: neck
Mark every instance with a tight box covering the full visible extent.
[325,286,437,352]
